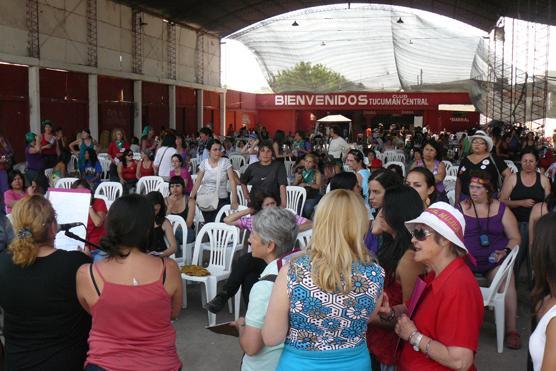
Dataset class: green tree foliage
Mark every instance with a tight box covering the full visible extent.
[269,62,365,93]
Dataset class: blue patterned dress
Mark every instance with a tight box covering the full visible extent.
[278,254,385,370]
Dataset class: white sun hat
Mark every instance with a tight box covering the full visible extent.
[405,201,467,253]
[469,130,494,153]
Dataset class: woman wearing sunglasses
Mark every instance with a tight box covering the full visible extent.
[366,185,426,370]
[458,170,522,349]
[387,202,484,370]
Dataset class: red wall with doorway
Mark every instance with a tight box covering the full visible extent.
[40,69,88,139]
[176,86,196,134]
[142,82,169,134]
[98,76,134,140]
[0,64,28,162]
[203,90,220,134]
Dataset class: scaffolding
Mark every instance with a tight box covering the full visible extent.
[195,32,205,84]
[26,0,39,58]
[167,22,177,80]
[87,0,98,67]
[132,8,143,74]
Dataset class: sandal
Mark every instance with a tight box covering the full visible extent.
[505,331,522,349]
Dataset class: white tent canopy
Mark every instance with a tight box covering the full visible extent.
[316,114,352,123]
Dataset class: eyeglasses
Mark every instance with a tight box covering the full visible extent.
[169,184,182,188]
[411,227,433,241]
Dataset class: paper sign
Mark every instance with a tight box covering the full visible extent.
[46,188,91,251]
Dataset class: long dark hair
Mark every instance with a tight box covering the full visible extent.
[250,192,277,214]
[407,166,438,204]
[84,148,98,165]
[378,185,424,279]
[369,168,402,191]
[100,194,154,257]
[145,191,167,225]
[121,149,133,167]
[531,213,556,313]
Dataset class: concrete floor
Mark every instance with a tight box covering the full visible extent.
[175,277,532,371]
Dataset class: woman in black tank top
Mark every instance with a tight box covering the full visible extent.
[165,176,196,244]
[145,191,177,256]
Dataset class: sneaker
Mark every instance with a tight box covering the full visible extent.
[206,293,228,313]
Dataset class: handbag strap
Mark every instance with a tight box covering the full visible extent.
[213,159,221,198]
[489,154,503,189]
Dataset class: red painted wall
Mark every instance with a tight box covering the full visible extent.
[98,75,134,139]
[142,82,169,134]
[0,64,28,162]
[40,69,88,139]
[257,110,296,135]
[225,90,258,134]
[176,86,196,134]
[203,91,220,135]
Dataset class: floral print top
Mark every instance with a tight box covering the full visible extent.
[285,254,385,351]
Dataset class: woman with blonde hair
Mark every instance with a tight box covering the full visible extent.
[263,189,385,370]
[0,195,91,370]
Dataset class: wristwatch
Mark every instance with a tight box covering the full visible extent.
[410,332,424,352]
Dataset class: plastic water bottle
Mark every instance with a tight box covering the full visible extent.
[488,252,497,264]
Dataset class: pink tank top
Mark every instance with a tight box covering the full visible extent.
[85,261,181,371]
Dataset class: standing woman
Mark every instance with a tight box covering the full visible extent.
[293,153,322,218]
[272,130,287,161]
[411,140,447,201]
[262,190,385,370]
[153,134,177,180]
[500,148,551,281]
[76,194,182,371]
[529,213,556,371]
[40,120,58,168]
[24,132,44,185]
[0,196,91,370]
[190,139,239,223]
[175,134,188,163]
[367,185,426,370]
[117,149,138,194]
[70,129,96,170]
[406,167,438,208]
[393,202,484,370]
[346,149,371,203]
[455,130,510,202]
[140,125,157,152]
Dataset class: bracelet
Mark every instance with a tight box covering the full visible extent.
[407,330,419,344]
[424,338,433,358]
[411,332,424,352]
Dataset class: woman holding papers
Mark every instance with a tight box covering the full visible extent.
[390,202,483,370]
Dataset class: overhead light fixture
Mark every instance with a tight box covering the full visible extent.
[397,17,404,24]
[321,41,326,46]
[292,21,299,26]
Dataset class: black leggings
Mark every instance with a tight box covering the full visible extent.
[200,197,229,223]
[221,253,266,305]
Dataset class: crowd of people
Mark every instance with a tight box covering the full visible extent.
[0,119,555,371]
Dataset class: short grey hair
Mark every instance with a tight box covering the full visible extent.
[252,207,299,258]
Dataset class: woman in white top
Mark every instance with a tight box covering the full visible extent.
[153,134,177,180]
[530,212,556,371]
[190,139,239,222]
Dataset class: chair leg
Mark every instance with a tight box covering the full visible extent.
[181,279,188,309]
[494,300,505,353]
[205,278,217,326]
[234,286,242,321]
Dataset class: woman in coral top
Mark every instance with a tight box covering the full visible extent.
[76,194,182,371]
[136,149,155,178]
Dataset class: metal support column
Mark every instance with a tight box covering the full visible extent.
[86,0,98,67]
[132,8,143,74]
[28,66,41,133]
[167,22,177,80]
[26,0,39,58]
[134,81,142,139]
[196,89,204,130]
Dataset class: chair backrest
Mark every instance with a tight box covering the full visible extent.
[157,181,170,197]
[13,162,26,173]
[446,189,455,206]
[67,154,79,175]
[284,160,295,178]
[236,185,252,206]
[286,186,307,215]
[165,214,188,250]
[190,157,200,175]
[239,164,249,174]
[191,223,239,271]
[386,161,406,176]
[214,204,249,223]
[325,183,331,193]
[94,182,123,203]
[443,175,457,192]
[505,160,518,174]
[442,160,453,170]
[375,152,386,163]
[132,152,141,161]
[229,155,246,171]
[483,246,520,305]
[447,166,459,177]
[136,176,164,194]
[54,177,79,189]
[44,168,54,178]
[99,157,112,180]
[296,229,312,249]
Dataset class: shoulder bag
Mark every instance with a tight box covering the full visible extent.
[197,160,221,211]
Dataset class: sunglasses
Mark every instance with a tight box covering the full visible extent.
[411,227,433,241]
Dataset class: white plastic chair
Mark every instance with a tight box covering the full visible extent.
[166,214,194,265]
[480,246,520,353]
[181,223,239,326]
[157,181,170,198]
[447,166,459,177]
[375,152,386,163]
[286,186,307,216]
[94,182,123,208]
[386,161,406,176]
[67,154,79,176]
[504,160,518,174]
[136,176,164,195]
[442,160,453,170]
[284,160,295,179]
[44,168,53,178]
[229,155,246,171]
[296,229,312,249]
[132,152,141,161]
[54,177,79,189]
[446,189,455,206]
[190,157,200,175]
[443,176,457,193]
[325,183,331,194]
[236,185,252,206]
[99,157,111,180]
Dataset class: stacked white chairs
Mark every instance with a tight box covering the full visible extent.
[94,182,123,209]
[480,246,520,353]
[229,155,246,171]
[447,166,459,177]
[166,214,194,265]
[190,157,200,175]
[136,176,164,195]
[443,176,457,193]
[286,186,307,216]
[296,229,312,249]
[97,153,110,160]
[386,152,405,164]
[504,160,518,174]
[181,223,239,326]
[157,181,170,198]
[386,161,406,176]
[54,177,79,189]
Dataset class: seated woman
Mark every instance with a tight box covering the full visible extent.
[76,194,182,371]
[117,149,138,194]
[293,153,322,218]
[136,148,155,178]
[169,153,194,194]
[262,189,385,370]
[528,180,556,251]
[71,179,107,262]
[366,185,426,370]
[206,192,311,313]
[165,176,196,245]
[458,170,522,349]
[410,140,448,202]
[406,167,438,208]
[393,202,484,370]
[4,170,26,214]
[145,191,177,258]
[0,195,91,370]
[231,207,299,371]
[79,148,103,190]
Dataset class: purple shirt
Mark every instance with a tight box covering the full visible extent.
[169,167,193,193]
[236,213,307,231]
[25,145,44,171]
